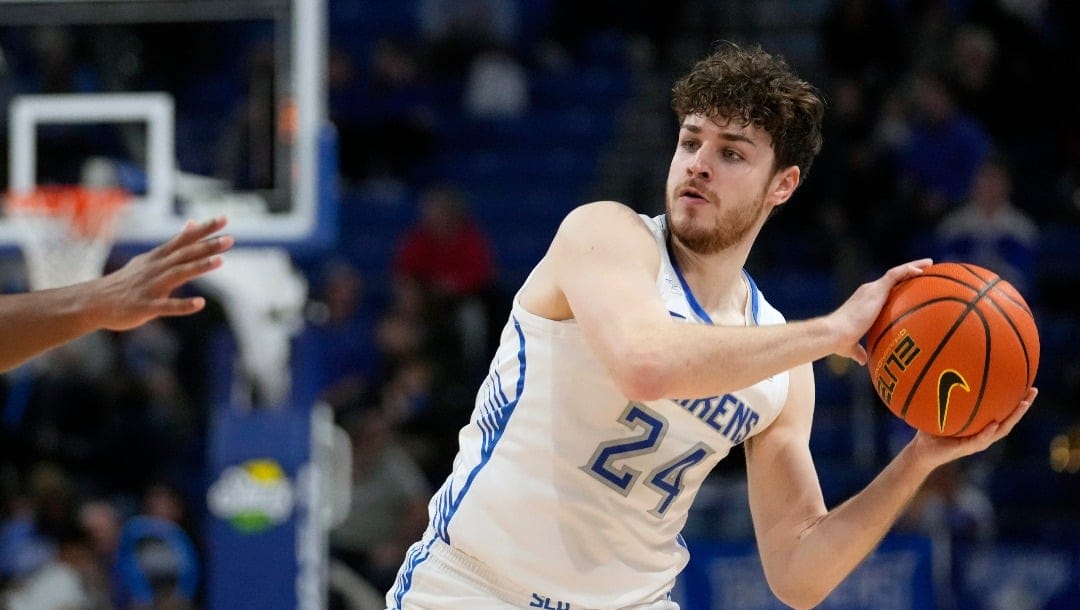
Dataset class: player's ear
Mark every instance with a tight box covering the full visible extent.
[768,165,800,208]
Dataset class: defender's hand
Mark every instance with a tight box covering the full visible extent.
[95,216,233,331]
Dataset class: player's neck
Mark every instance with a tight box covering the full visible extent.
[668,237,750,323]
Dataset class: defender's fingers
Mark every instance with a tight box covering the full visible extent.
[160,233,234,267]
[148,255,226,293]
[153,216,229,258]
[150,296,208,317]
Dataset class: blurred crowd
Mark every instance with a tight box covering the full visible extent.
[1,1,1078,608]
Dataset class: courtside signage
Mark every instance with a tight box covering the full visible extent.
[208,458,296,534]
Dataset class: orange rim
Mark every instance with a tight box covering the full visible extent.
[5,186,128,238]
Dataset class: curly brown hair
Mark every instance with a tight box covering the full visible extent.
[671,41,825,183]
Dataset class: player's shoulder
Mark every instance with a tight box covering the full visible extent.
[547,201,662,267]
[561,200,645,226]
[557,201,657,243]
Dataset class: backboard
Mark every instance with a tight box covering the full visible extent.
[0,0,337,251]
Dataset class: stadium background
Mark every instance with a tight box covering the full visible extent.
[0,0,1078,609]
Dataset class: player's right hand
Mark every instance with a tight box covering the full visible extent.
[828,258,932,365]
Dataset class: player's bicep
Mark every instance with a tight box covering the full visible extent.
[548,202,669,378]
[745,364,827,561]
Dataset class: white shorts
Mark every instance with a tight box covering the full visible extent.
[386,537,679,610]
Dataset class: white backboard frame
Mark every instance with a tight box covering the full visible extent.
[5,92,176,242]
[0,0,331,248]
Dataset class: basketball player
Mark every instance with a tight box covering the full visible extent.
[386,42,1036,610]
[0,216,232,371]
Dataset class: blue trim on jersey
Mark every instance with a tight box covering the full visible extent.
[668,310,686,320]
[743,269,761,325]
[390,534,437,609]
[436,317,527,542]
[392,320,527,607]
[666,242,714,324]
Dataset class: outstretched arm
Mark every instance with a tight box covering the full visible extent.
[0,216,232,372]
[745,363,1036,609]
[527,201,931,400]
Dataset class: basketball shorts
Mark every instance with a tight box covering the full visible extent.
[386,537,678,610]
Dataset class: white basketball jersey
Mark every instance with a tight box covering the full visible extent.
[390,214,790,609]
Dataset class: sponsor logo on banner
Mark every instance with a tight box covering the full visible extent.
[208,458,296,533]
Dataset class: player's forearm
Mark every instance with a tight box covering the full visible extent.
[623,316,840,401]
[776,444,935,607]
[0,284,102,371]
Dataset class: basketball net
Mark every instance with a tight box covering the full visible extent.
[4,186,128,290]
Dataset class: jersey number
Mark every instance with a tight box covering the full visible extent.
[583,403,713,517]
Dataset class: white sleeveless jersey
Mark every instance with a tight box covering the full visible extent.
[390,214,790,609]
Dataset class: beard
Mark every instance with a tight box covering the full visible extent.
[665,184,768,255]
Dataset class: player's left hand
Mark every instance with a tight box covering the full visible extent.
[909,387,1037,470]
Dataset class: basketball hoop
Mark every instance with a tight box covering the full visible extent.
[3,186,129,290]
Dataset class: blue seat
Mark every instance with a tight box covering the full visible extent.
[530,68,631,109]
[430,147,597,185]
[338,189,417,232]
[748,269,838,321]
[1038,225,1080,281]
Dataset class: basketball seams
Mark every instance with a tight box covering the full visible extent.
[956,262,996,284]
[990,283,1033,316]
[953,307,993,435]
[916,269,984,294]
[867,296,971,355]
[868,262,1038,437]
[896,300,985,420]
[984,290,1038,384]
[884,269,987,327]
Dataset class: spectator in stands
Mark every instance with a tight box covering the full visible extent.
[335,37,438,187]
[1,523,97,610]
[932,153,1039,297]
[542,0,681,68]
[141,483,188,532]
[330,407,430,596]
[215,40,276,190]
[372,277,437,380]
[114,514,200,610]
[785,76,895,269]
[19,25,109,187]
[947,24,1013,145]
[461,48,530,120]
[897,460,997,610]
[416,0,521,79]
[367,275,475,484]
[820,0,906,99]
[391,184,499,377]
[880,68,992,261]
[293,260,379,413]
[896,69,992,216]
[79,498,125,607]
[0,463,95,610]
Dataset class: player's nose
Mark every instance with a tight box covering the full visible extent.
[686,150,712,179]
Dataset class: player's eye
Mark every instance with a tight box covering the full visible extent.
[680,139,700,152]
[723,148,743,161]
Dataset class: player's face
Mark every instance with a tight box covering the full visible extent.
[665,114,779,254]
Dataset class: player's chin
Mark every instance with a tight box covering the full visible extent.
[669,205,712,233]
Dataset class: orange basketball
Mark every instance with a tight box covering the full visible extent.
[865,262,1039,437]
